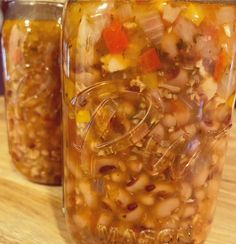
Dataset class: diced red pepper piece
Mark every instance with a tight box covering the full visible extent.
[103,20,128,54]
[214,50,229,82]
[139,48,161,74]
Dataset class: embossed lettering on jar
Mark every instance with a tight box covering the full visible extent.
[62,1,236,243]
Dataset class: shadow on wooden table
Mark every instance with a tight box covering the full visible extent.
[46,185,72,244]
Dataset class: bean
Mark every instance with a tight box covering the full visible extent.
[78,181,98,208]
[150,123,165,140]
[138,194,155,206]
[162,114,177,128]
[142,217,156,229]
[207,179,220,199]
[126,174,149,193]
[127,203,138,211]
[128,160,143,173]
[95,156,120,175]
[115,188,132,208]
[99,165,117,174]
[184,124,197,138]
[194,189,206,202]
[30,166,40,178]
[145,184,156,192]
[182,203,196,218]
[180,182,192,201]
[154,198,180,219]
[97,212,113,226]
[153,182,175,196]
[111,171,126,183]
[102,198,116,212]
[73,210,91,229]
[122,205,143,222]
[193,165,209,187]
[169,129,185,142]
[28,149,40,160]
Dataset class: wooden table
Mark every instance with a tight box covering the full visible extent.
[0,96,236,244]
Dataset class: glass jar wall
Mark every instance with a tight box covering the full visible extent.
[62,1,236,243]
[1,0,64,185]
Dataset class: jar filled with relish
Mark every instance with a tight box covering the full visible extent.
[1,0,65,185]
[62,1,236,243]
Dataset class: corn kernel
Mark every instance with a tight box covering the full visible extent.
[142,73,158,89]
[184,4,205,26]
[64,78,75,101]
[76,110,91,123]
[155,0,169,12]
[227,94,235,108]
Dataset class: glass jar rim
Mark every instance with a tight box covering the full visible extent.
[4,0,66,3]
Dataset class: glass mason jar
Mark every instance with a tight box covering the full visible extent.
[62,1,236,243]
[1,0,65,185]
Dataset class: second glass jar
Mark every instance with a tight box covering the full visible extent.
[1,0,65,185]
[62,1,236,243]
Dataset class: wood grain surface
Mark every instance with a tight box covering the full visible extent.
[0,96,235,244]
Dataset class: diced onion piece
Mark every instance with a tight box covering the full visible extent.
[138,11,164,46]
[196,60,208,78]
[163,4,182,23]
[101,54,130,73]
[116,3,133,22]
[174,16,197,43]
[216,7,236,25]
[161,32,179,58]
[217,66,236,100]
[223,24,233,38]
[199,77,217,101]
[195,35,219,60]
[184,4,205,26]
[79,15,110,66]
[93,98,117,135]
[75,69,100,92]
